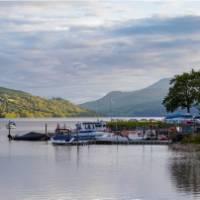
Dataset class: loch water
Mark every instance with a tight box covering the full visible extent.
[0,118,200,200]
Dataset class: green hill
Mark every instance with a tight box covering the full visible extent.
[80,78,170,117]
[0,87,92,118]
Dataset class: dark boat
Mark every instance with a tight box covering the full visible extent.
[11,132,50,141]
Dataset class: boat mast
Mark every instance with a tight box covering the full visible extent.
[110,95,118,143]
[96,101,99,121]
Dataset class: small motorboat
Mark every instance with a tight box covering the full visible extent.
[95,132,129,143]
[194,116,200,125]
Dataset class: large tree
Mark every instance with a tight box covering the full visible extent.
[163,70,196,113]
[191,70,200,111]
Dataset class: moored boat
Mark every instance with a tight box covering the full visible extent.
[95,132,129,143]
[51,121,106,145]
[11,132,50,141]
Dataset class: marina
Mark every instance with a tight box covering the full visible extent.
[0,118,200,200]
[4,115,200,145]
[5,119,173,145]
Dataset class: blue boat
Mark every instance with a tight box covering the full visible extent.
[51,121,106,145]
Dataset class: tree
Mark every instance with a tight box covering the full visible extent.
[163,71,196,113]
[191,70,200,111]
[0,95,8,118]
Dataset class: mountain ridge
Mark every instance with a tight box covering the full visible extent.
[80,78,171,116]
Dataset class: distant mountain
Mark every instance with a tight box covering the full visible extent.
[80,78,171,117]
[0,87,93,118]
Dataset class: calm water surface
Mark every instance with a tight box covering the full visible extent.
[0,118,200,200]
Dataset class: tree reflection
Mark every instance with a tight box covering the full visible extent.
[170,151,200,194]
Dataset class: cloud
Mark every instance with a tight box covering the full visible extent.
[0,2,200,103]
[110,16,200,36]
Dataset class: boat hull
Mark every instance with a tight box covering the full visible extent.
[13,132,50,141]
[51,132,99,145]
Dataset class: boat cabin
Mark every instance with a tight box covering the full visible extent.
[76,121,106,132]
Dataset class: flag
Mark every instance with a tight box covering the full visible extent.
[6,121,16,129]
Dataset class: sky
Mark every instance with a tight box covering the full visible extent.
[0,1,200,103]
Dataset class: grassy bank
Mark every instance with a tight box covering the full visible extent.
[180,133,200,144]
[170,143,200,152]
[107,120,170,130]
[170,133,200,152]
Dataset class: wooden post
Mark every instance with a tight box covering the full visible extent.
[193,118,196,134]
[116,120,118,145]
[7,121,12,141]
[45,123,48,136]
[76,130,79,145]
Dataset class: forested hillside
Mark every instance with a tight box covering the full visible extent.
[0,87,92,118]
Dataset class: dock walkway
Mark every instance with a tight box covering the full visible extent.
[64,140,172,146]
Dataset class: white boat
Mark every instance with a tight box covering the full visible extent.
[96,132,129,142]
[194,116,200,125]
[121,130,156,141]
[51,121,106,145]
[128,131,146,141]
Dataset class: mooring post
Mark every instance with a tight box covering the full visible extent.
[116,120,118,145]
[7,121,12,141]
[45,123,48,136]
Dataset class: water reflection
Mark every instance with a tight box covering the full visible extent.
[169,150,200,197]
[1,141,199,200]
[2,118,200,199]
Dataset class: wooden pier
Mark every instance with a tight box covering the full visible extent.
[56,140,172,146]
[92,140,172,145]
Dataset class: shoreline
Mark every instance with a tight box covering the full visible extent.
[170,143,200,152]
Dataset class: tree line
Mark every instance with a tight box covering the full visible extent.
[163,69,200,113]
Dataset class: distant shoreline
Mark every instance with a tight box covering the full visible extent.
[0,116,164,120]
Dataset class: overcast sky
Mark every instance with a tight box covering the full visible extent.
[0,1,200,103]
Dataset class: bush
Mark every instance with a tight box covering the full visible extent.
[181,133,200,144]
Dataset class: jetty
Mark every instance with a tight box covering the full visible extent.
[93,140,172,145]
[52,139,172,146]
